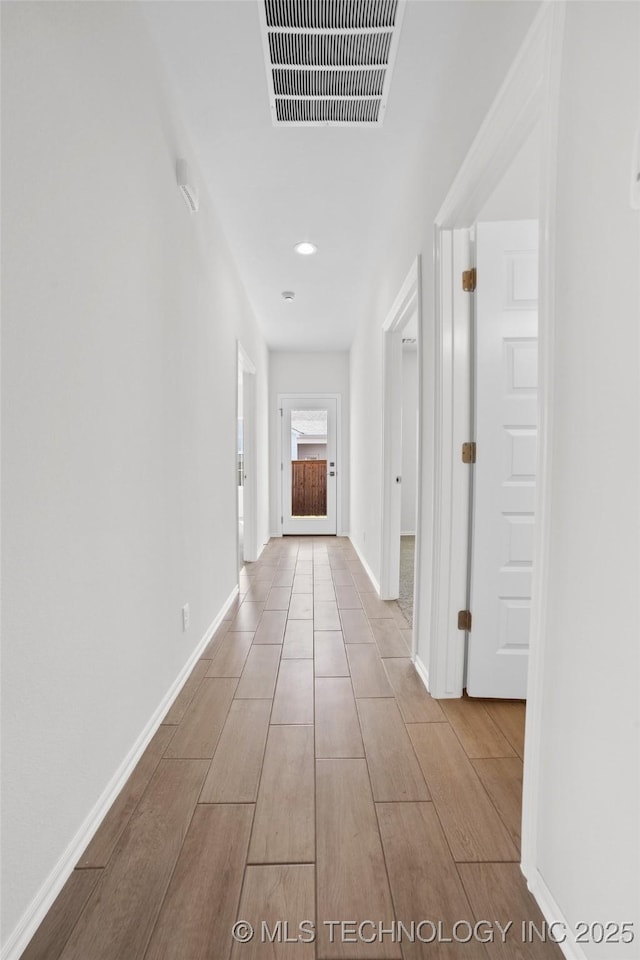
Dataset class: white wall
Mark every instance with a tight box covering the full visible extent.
[401,349,418,534]
[529,4,639,953]
[269,351,350,535]
[1,3,269,953]
[479,125,540,221]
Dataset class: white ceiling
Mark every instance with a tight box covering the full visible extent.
[142,1,538,352]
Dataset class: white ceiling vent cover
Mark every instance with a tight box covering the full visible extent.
[259,0,405,127]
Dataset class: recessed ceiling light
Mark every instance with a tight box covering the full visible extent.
[294,241,317,256]
[282,290,295,301]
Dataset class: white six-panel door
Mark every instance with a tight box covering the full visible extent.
[467,220,539,698]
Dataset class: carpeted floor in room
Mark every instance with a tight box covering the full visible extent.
[398,535,415,627]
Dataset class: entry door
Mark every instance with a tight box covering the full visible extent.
[467,220,539,698]
[281,397,337,535]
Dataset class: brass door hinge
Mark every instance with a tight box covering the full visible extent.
[462,268,477,292]
[458,610,472,631]
[462,441,476,464]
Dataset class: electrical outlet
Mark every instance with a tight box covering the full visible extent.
[182,603,190,632]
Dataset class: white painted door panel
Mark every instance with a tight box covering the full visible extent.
[281,397,337,535]
[467,220,538,698]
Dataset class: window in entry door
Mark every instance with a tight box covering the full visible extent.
[290,409,328,518]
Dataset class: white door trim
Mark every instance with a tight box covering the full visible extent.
[380,256,423,659]
[237,341,258,563]
[276,393,342,537]
[427,0,566,918]
[429,227,475,696]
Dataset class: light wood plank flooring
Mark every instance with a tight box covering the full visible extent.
[23,537,561,960]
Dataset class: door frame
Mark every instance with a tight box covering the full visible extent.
[428,226,475,694]
[379,257,423,658]
[426,0,565,887]
[237,341,258,564]
[276,393,342,537]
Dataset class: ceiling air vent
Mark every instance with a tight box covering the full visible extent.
[259,0,405,127]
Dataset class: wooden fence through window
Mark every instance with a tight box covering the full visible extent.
[291,460,327,517]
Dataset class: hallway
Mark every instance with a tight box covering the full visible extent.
[23,537,559,960]
[2,3,639,958]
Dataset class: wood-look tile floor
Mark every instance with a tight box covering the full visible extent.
[22,538,561,960]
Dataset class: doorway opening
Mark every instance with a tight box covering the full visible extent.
[438,126,541,701]
[397,331,419,626]
[237,342,258,566]
[237,363,244,572]
[379,258,423,652]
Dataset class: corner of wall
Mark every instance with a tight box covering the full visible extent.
[348,535,381,595]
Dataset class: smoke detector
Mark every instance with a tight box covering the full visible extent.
[259,0,406,127]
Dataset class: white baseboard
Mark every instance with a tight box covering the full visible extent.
[413,653,431,693]
[243,538,267,564]
[1,585,239,960]
[401,530,417,536]
[523,867,587,960]
[348,536,381,594]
